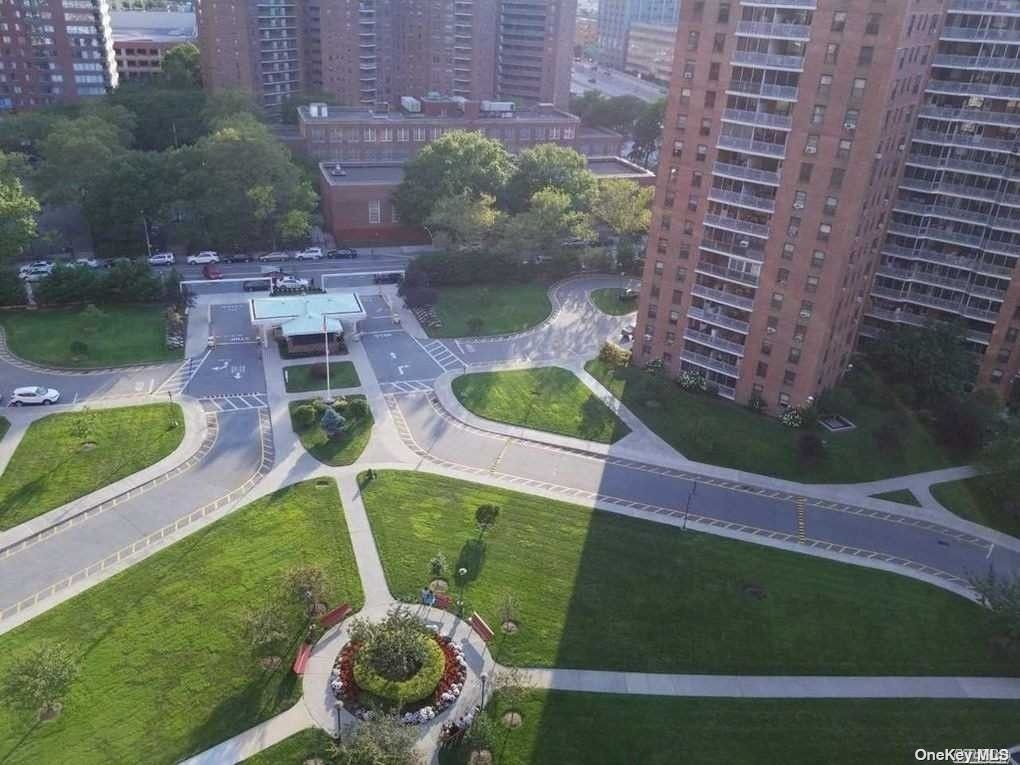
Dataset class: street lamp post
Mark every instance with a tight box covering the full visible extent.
[480,672,488,709]
[457,566,468,615]
[323,314,332,404]
[334,699,344,741]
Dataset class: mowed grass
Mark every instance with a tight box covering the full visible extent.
[360,471,1012,675]
[0,416,9,441]
[0,305,181,368]
[244,728,334,764]
[428,284,552,338]
[589,287,637,316]
[283,361,360,393]
[0,479,362,765]
[871,489,922,507]
[452,367,629,444]
[932,475,1020,539]
[289,396,373,466]
[0,404,184,530]
[439,691,1020,765]
[585,359,957,483]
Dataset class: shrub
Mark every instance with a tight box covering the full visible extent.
[0,268,27,306]
[429,552,447,578]
[292,404,316,429]
[676,369,706,391]
[69,339,88,358]
[346,398,369,419]
[320,407,347,439]
[598,341,631,367]
[403,286,439,309]
[797,432,825,463]
[34,265,103,306]
[780,407,804,428]
[800,404,819,430]
[311,398,329,413]
[818,386,855,416]
[332,396,350,412]
[349,607,433,685]
[353,635,445,705]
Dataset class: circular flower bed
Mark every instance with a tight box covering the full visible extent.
[353,634,445,705]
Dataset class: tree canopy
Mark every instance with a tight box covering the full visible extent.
[0,150,39,261]
[503,143,597,212]
[590,178,653,239]
[425,191,503,253]
[161,42,201,89]
[629,97,666,167]
[497,187,594,263]
[869,321,978,406]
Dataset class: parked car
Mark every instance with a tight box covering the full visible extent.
[221,253,254,263]
[9,386,60,406]
[327,247,359,259]
[187,251,219,265]
[20,262,54,282]
[373,272,403,284]
[242,279,271,292]
[148,252,175,266]
[74,257,100,268]
[295,247,323,260]
[271,275,310,293]
[202,263,223,280]
[258,251,290,262]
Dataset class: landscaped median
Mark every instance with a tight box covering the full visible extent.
[427,284,553,338]
[360,470,1014,675]
[451,367,629,444]
[283,360,360,393]
[289,395,374,466]
[932,475,1020,539]
[0,479,362,764]
[0,416,9,442]
[589,287,637,316]
[0,403,184,531]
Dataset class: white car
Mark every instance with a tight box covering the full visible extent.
[9,386,60,406]
[187,251,219,265]
[20,262,54,282]
[148,252,175,266]
[295,247,323,260]
[74,257,100,268]
[272,276,309,292]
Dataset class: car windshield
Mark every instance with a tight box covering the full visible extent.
[33,387,46,395]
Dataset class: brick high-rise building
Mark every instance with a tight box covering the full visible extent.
[0,0,118,112]
[495,0,576,107]
[635,0,943,409]
[861,0,1020,399]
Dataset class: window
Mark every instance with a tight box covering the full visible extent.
[657,237,669,254]
[363,127,376,142]
[767,316,779,333]
[817,223,832,241]
[799,301,814,319]
[1006,327,1019,343]
[668,310,681,325]
[413,127,427,142]
[843,109,859,130]
[811,250,826,268]
[770,292,784,310]
[817,74,833,98]
[395,127,409,141]
[990,369,1004,384]
[851,78,867,100]
[676,268,687,283]
[865,13,881,34]
[778,392,791,408]
[787,217,801,238]
[679,88,691,107]
[709,62,720,81]
[811,104,826,125]
[678,242,691,259]
[777,268,790,285]
[717,2,730,23]
[368,200,381,224]
[692,170,703,188]
[760,340,774,357]
[805,275,819,293]
[825,43,839,66]
[647,302,658,317]
[830,168,846,189]
[713,33,725,53]
[696,144,708,162]
[687,194,700,211]
[799,163,813,183]
[700,117,712,136]
[380,128,392,142]
[858,46,874,66]
[805,134,819,155]
[672,140,684,158]
[756,361,768,378]
[782,242,795,260]
[831,11,847,32]
[655,260,665,274]
[704,91,716,108]
[794,190,807,209]
[823,196,838,216]
[687,30,699,51]
[837,139,853,160]
[683,60,696,78]
[684,219,695,234]
[783,370,797,385]
[672,289,684,303]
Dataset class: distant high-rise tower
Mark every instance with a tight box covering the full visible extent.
[495,0,576,107]
[598,0,679,69]
[0,0,118,112]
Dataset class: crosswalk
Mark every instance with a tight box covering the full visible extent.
[199,393,269,412]
[419,339,464,372]
[380,380,434,395]
[155,353,208,396]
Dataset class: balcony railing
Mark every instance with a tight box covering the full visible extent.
[703,213,771,239]
[864,305,994,344]
[926,79,1020,102]
[905,152,1008,178]
[740,0,816,8]
[699,237,767,262]
[892,199,992,226]
[692,282,756,311]
[735,21,811,39]
[884,243,1015,277]
[717,133,786,158]
[910,128,1020,153]
[713,161,781,187]
[708,187,777,213]
[933,54,1020,72]
[680,349,741,378]
[695,259,761,287]
[878,264,975,293]
[730,50,804,71]
[941,26,1020,43]
[921,105,1020,127]
[721,108,793,130]
[683,328,747,357]
[948,0,1020,11]
[726,80,799,101]
[687,305,751,334]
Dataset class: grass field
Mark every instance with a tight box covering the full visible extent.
[0,416,9,442]
[243,728,334,764]
[932,475,1020,539]
[452,367,629,444]
[0,479,362,765]
[283,361,360,393]
[0,305,181,368]
[871,489,922,507]
[589,287,637,316]
[0,403,184,530]
[289,397,373,466]
[439,691,1020,765]
[585,359,957,483]
[360,471,1011,675]
[428,284,552,338]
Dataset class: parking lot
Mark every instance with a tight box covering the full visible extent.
[185,304,266,398]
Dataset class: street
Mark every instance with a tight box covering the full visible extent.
[570,61,667,103]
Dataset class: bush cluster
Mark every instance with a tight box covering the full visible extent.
[33,261,172,306]
[352,635,445,705]
[597,341,631,368]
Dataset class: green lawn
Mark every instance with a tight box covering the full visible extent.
[283,361,360,393]
[289,397,373,466]
[0,305,181,368]
[0,403,184,531]
[360,471,1012,675]
[243,728,334,764]
[0,479,363,765]
[871,489,922,507]
[589,287,637,316]
[932,475,1020,539]
[0,416,9,441]
[452,367,629,444]
[440,691,1020,765]
[585,359,958,483]
[428,284,552,338]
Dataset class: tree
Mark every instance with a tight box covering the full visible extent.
[498,188,594,265]
[981,426,1020,513]
[34,264,104,305]
[35,114,131,207]
[328,714,420,765]
[629,97,666,167]
[393,131,513,225]
[475,503,500,538]
[0,268,26,307]
[320,406,347,439]
[971,569,1020,642]
[282,565,327,616]
[161,42,201,88]
[504,144,597,212]
[869,322,977,407]
[425,191,502,252]
[0,171,40,262]
[590,178,653,242]
[241,601,290,651]
[347,607,429,682]
[3,641,79,719]
[110,83,209,151]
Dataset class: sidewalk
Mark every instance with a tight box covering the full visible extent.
[178,703,315,765]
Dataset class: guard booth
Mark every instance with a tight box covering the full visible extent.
[248,293,368,356]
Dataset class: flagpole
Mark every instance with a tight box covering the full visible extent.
[324,313,332,403]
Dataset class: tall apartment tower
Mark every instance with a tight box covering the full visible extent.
[495,0,576,107]
[0,0,118,112]
[862,0,1020,397]
[598,0,680,69]
[634,0,941,409]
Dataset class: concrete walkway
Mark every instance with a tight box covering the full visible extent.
[177,703,315,765]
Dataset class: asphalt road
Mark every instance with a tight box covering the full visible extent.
[571,62,667,103]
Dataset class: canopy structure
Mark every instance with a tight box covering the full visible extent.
[279,313,345,338]
[249,293,367,356]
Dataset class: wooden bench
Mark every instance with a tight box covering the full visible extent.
[292,642,312,675]
[319,603,353,629]
[469,612,494,643]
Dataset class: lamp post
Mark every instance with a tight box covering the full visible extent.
[323,313,332,404]
[334,698,344,741]
[457,566,468,615]
[480,672,488,709]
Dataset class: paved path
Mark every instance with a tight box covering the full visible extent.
[177,703,315,765]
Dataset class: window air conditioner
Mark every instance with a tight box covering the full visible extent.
[805,145,817,154]
[793,201,805,209]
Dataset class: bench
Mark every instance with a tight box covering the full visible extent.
[468,612,495,643]
[319,603,353,629]
[292,642,312,675]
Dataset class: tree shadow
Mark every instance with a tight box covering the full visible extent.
[454,538,486,584]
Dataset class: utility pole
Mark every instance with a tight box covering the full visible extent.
[682,481,697,532]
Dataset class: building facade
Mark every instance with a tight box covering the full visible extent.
[634,0,943,408]
[598,0,679,69]
[495,0,576,107]
[0,0,118,111]
[861,0,1020,397]
[110,10,195,81]
[625,21,675,81]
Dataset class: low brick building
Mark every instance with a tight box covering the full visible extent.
[110,11,195,81]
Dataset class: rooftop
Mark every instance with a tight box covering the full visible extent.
[586,156,656,179]
[110,10,196,42]
[250,293,366,323]
[298,103,580,125]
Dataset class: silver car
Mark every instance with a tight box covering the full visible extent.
[9,386,61,406]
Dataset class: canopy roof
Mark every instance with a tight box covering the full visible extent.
[279,313,344,338]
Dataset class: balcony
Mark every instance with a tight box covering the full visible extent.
[683,328,747,357]
[878,264,975,292]
[699,237,766,262]
[948,0,1020,11]
[680,349,741,378]
[864,305,994,345]
[695,259,761,287]
[735,21,811,40]
[925,226,985,248]
[687,305,751,334]
[713,161,781,187]
[717,133,786,158]
[703,213,771,239]
[740,0,816,8]
[884,243,1015,277]
[926,79,1020,102]
[911,128,1020,153]
[708,187,777,213]
[941,26,1020,43]
[721,108,793,131]
[892,199,992,226]
[692,282,755,311]
[905,152,1008,178]
[921,105,1020,128]
[933,54,1020,72]
[872,285,998,320]
[726,80,799,101]
[730,50,804,71]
